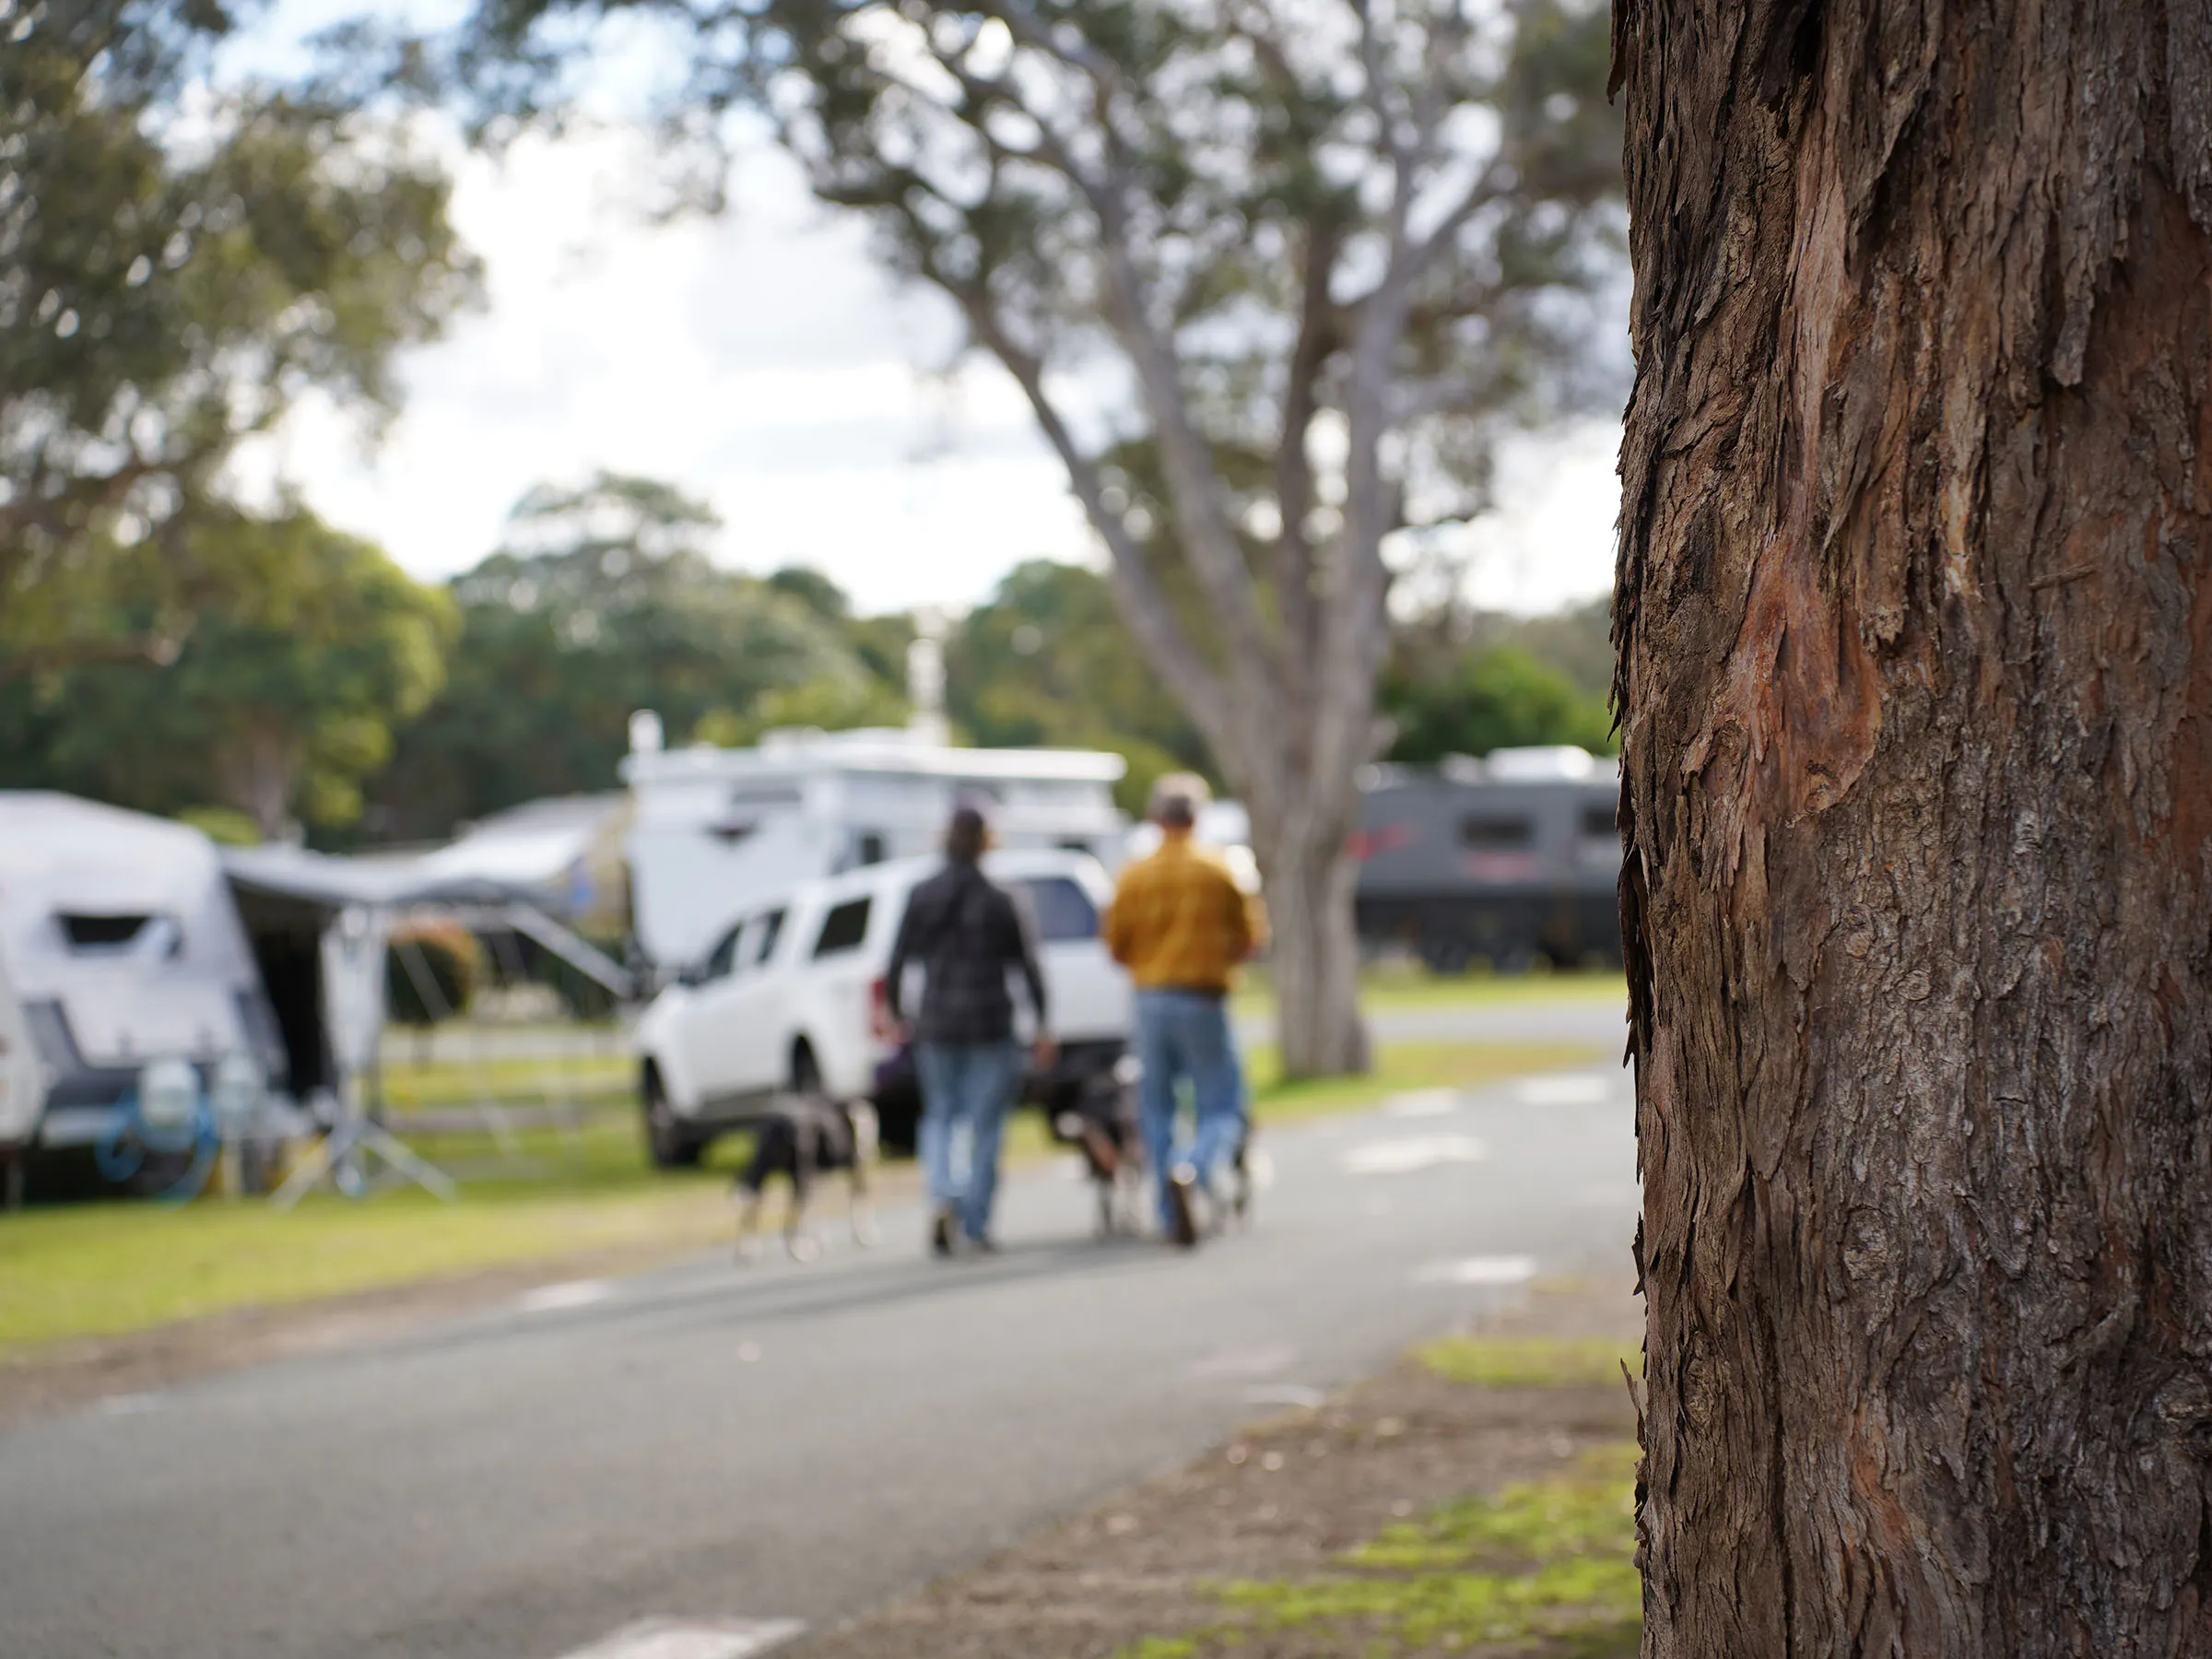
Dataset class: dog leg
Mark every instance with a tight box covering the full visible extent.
[1080,1121,1120,1180]
[785,1121,818,1261]
[850,1179,879,1248]
[735,1189,765,1263]
[847,1124,879,1246]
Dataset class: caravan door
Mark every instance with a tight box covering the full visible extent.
[0,947,42,1148]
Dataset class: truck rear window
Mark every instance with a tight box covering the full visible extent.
[1018,877,1098,943]
[813,899,872,958]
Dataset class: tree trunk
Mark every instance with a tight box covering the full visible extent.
[1247,800,1371,1078]
[1614,4,2212,1655]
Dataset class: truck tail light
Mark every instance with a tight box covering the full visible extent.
[869,978,900,1042]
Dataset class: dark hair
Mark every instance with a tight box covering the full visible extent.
[945,805,990,863]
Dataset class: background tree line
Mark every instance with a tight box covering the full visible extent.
[0,474,1613,846]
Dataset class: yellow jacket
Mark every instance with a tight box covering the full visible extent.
[1105,831,1267,994]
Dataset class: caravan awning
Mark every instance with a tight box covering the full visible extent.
[222,846,528,912]
[220,848,635,1000]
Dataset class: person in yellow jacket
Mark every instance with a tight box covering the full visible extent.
[1105,775,1267,1247]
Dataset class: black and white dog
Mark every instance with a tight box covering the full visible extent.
[1057,1057,1256,1240]
[1055,1061,1148,1238]
[734,1095,881,1261]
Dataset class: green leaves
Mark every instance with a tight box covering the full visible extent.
[1,0,480,674]
[0,509,456,838]
[944,559,1210,814]
[1385,642,1615,765]
[364,475,910,841]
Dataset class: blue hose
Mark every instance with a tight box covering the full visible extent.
[93,1088,220,1205]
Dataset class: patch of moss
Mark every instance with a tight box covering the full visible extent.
[1118,1638,1205,1659]
[1108,1443,1641,1659]
[1415,1335,1640,1390]
[1347,1443,1640,1572]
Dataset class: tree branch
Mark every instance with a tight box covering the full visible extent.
[893,8,1281,699]
[1404,155,1512,279]
[954,296,1243,768]
[1272,216,1344,773]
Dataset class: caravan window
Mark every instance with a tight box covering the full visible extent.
[813,899,872,958]
[57,912,181,957]
[1581,806,1619,841]
[1459,817,1534,851]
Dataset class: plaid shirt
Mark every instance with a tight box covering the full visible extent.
[1105,832,1265,994]
[886,862,1048,1044]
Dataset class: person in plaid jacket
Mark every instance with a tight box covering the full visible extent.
[886,806,1053,1255]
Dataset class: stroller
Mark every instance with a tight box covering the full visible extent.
[1055,1055,1254,1240]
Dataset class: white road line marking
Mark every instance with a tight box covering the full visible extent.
[1414,1255,1539,1288]
[1515,1073,1617,1107]
[555,1617,806,1659]
[1382,1088,1460,1119]
[516,1279,617,1315]
[97,1392,164,1416]
[1342,1134,1487,1175]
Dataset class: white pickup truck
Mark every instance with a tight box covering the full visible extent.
[631,848,1131,1161]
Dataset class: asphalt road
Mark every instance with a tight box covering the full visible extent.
[1,996,1635,1659]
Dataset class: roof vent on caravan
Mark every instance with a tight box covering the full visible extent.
[1482,746,1607,782]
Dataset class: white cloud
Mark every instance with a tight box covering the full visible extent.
[1460,420,1622,616]
[248,102,1618,618]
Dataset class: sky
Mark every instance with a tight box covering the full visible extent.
[242,13,1625,619]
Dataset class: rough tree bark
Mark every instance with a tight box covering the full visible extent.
[1613,2,2212,1654]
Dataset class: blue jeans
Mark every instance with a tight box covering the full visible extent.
[1134,990,1247,1229]
[915,1040,1024,1242]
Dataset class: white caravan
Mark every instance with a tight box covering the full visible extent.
[0,794,294,1164]
[621,726,1129,973]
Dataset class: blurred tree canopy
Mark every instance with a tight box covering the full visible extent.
[946,559,1209,816]
[1382,591,1614,763]
[362,473,909,841]
[0,0,480,677]
[0,508,455,837]
[1382,642,1613,765]
[949,560,1613,798]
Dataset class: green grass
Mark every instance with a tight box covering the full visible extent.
[1234,963,1625,1020]
[375,1052,634,1111]
[1416,1335,1641,1390]
[0,1116,756,1355]
[1112,1443,1642,1659]
[0,1023,1606,1358]
[1244,1039,1604,1124]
